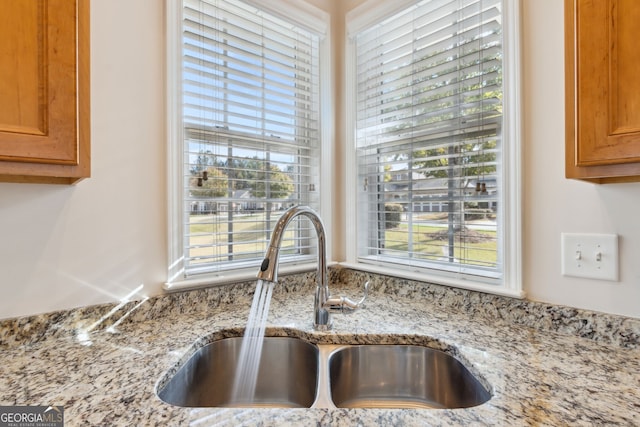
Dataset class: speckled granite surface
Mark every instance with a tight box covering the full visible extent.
[0,267,639,426]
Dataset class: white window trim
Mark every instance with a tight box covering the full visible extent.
[343,0,524,298]
[164,0,333,292]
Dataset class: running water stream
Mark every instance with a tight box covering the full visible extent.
[231,279,275,404]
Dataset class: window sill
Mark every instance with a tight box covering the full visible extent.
[163,260,523,300]
[338,261,525,299]
[163,262,330,293]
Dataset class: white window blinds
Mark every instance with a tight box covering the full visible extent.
[182,0,321,277]
[355,0,504,282]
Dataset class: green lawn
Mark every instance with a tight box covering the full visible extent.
[188,212,498,268]
[383,223,498,267]
[188,212,295,265]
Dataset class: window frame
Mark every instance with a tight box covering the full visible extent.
[165,0,333,291]
[343,0,523,298]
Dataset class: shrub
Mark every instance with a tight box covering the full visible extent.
[384,203,403,229]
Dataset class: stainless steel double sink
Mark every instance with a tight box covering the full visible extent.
[157,336,491,409]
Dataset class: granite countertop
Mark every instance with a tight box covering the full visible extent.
[0,268,639,426]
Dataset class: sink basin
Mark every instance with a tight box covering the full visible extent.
[157,337,319,408]
[157,335,491,410]
[328,344,490,409]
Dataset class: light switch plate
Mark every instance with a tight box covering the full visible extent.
[561,233,618,281]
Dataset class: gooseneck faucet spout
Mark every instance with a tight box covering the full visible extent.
[257,206,367,331]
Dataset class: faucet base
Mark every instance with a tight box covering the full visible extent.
[313,323,332,332]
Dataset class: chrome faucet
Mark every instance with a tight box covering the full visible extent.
[257,206,368,331]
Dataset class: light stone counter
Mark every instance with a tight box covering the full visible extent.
[0,268,639,426]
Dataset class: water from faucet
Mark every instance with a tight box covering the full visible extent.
[231,279,275,404]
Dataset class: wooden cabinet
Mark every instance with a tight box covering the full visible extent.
[0,0,89,184]
[565,0,640,183]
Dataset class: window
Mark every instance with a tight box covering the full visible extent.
[345,0,522,296]
[166,0,330,286]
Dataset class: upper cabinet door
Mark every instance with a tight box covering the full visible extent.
[565,0,640,183]
[0,0,89,184]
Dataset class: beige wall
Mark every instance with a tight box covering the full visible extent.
[520,0,640,315]
[0,0,638,320]
[0,0,166,318]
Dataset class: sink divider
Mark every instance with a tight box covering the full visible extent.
[311,344,344,409]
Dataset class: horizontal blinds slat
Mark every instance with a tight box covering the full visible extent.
[183,105,318,134]
[182,117,318,139]
[182,30,316,80]
[183,160,316,174]
[182,22,316,68]
[183,93,317,124]
[183,86,319,122]
[182,52,317,95]
[186,158,316,168]
[183,112,318,136]
[357,37,501,94]
[356,114,500,149]
[184,1,317,51]
[184,126,318,149]
[356,0,495,50]
[184,163,316,177]
[359,35,500,92]
[356,2,500,65]
[186,173,316,182]
[358,87,500,124]
[184,120,319,143]
[184,156,317,170]
[355,0,456,48]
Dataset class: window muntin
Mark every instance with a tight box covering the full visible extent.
[354,0,505,283]
[181,0,321,277]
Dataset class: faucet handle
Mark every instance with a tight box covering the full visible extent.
[324,281,369,313]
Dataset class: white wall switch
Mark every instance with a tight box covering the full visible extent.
[561,233,619,281]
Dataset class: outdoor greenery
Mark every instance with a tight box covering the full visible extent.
[384,203,403,229]
[190,150,294,200]
[189,166,228,198]
[188,211,496,268]
[188,212,297,264]
[248,164,294,199]
[383,221,497,267]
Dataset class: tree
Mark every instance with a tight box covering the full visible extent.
[190,150,216,176]
[189,166,228,198]
[412,139,497,180]
[249,164,294,200]
[223,157,263,191]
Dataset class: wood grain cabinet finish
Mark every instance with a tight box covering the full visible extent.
[0,0,89,184]
[565,0,640,183]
